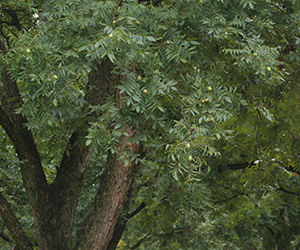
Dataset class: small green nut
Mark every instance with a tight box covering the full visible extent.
[112,20,117,25]
[143,89,148,94]
[201,98,209,103]
[53,75,58,80]
[108,33,113,38]
[26,48,31,53]
[166,40,170,45]
[188,155,193,161]
[136,20,140,25]
[207,86,212,91]
[137,75,142,81]
[267,66,271,71]
[186,143,191,149]
[253,52,258,56]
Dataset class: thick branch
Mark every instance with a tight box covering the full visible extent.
[0,192,32,250]
[76,60,146,249]
[77,147,144,250]
[0,72,49,245]
[39,60,120,248]
[107,191,132,250]
[76,61,146,248]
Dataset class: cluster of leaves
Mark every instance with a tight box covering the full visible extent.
[1,0,300,249]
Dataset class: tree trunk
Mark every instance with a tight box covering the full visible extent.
[75,60,144,249]
[77,147,143,250]
[0,193,33,250]
[0,56,143,249]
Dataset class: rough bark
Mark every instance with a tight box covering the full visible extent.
[107,192,131,250]
[0,193,33,250]
[76,61,144,250]
[30,60,120,249]
[0,72,49,248]
[77,148,143,250]
[0,58,123,249]
[0,47,143,250]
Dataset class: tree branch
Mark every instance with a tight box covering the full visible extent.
[127,202,146,220]
[0,231,13,243]
[130,227,185,250]
[130,234,151,250]
[227,162,254,171]
[0,71,48,244]
[107,200,146,250]
[2,9,23,31]
[213,192,245,204]
[76,60,146,249]
[0,192,32,250]
[277,186,300,196]
[138,0,164,6]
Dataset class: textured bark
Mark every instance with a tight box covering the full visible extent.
[77,148,143,250]
[0,193,33,250]
[30,60,119,249]
[38,131,91,249]
[0,55,143,249]
[107,203,129,250]
[0,72,49,247]
[76,61,144,250]
[0,59,121,249]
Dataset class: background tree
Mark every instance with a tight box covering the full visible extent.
[1,0,300,250]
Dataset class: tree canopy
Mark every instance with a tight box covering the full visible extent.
[1,0,300,249]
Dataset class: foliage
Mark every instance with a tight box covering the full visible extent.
[1,0,300,249]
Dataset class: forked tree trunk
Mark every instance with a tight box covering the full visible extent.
[0,59,143,249]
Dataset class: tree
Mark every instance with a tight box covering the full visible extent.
[1,0,300,249]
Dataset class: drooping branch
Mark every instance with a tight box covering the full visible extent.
[138,0,164,6]
[0,192,32,250]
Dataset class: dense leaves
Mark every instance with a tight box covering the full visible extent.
[1,0,300,249]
